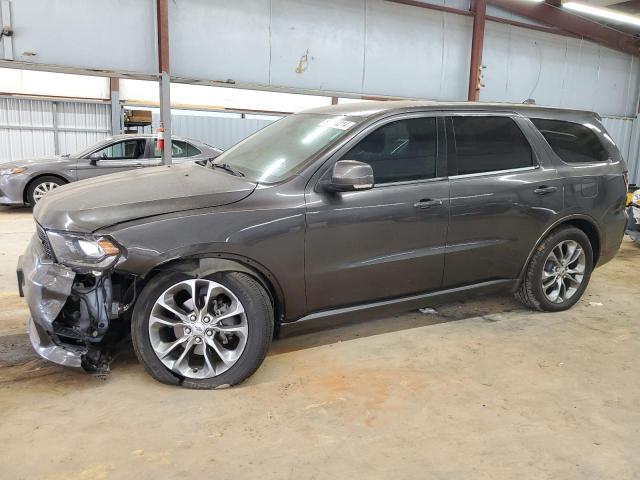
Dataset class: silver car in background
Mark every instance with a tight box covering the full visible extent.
[0,134,222,206]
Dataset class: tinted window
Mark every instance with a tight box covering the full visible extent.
[344,117,437,184]
[154,140,201,158]
[93,139,145,160]
[451,116,533,175]
[531,118,608,163]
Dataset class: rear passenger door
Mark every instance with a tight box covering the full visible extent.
[149,139,204,165]
[442,114,563,288]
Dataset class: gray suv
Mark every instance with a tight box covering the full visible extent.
[0,134,221,206]
[17,101,628,389]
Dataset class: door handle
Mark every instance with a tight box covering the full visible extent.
[534,185,558,195]
[413,199,442,209]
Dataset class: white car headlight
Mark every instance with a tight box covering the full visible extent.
[46,231,121,270]
[0,166,27,176]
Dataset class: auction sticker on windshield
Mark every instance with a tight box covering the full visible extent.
[320,118,356,130]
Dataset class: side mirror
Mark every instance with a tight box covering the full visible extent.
[88,153,100,165]
[322,160,374,193]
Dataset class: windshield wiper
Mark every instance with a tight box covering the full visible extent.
[210,162,245,177]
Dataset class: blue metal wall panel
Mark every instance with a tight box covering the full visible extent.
[363,1,471,99]
[482,22,640,117]
[169,0,272,85]
[6,0,156,74]
[6,0,640,118]
[270,0,366,93]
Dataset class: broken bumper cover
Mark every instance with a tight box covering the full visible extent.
[19,235,87,367]
[27,316,84,367]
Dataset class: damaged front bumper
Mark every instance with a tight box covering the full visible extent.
[28,315,84,367]
[18,233,128,371]
[18,235,85,367]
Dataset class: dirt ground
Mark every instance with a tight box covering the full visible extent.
[0,206,639,479]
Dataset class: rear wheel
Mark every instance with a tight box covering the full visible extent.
[516,226,593,312]
[26,176,65,205]
[131,271,273,389]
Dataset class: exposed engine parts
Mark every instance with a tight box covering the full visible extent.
[48,272,138,374]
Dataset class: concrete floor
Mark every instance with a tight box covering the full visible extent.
[0,205,639,479]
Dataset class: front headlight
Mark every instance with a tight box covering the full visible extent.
[0,166,27,176]
[46,231,121,270]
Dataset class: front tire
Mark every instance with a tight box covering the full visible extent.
[26,176,65,205]
[516,226,593,312]
[131,271,273,389]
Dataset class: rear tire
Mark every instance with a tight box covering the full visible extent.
[131,271,274,389]
[26,176,65,205]
[516,226,593,312]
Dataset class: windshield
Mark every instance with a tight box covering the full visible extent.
[211,113,361,183]
[70,138,114,158]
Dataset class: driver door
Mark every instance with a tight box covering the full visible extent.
[76,138,147,180]
[304,114,450,312]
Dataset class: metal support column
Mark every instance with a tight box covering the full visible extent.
[157,0,172,165]
[51,101,60,155]
[159,71,172,163]
[110,77,121,136]
[467,0,486,102]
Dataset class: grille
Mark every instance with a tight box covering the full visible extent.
[37,226,55,260]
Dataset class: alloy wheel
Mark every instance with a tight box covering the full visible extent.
[541,240,586,304]
[32,181,60,203]
[148,279,248,379]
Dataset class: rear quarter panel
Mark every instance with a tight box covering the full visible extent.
[538,118,627,265]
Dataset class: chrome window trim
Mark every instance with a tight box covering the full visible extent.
[448,165,539,180]
[374,175,449,188]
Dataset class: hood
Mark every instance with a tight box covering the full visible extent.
[35,163,257,232]
[0,156,68,169]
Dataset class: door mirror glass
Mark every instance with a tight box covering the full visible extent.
[323,160,374,192]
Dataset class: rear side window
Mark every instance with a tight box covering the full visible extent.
[531,118,608,163]
[185,143,202,156]
[451,116,533,175]
[344,117,437,184]
[154,140,201,158]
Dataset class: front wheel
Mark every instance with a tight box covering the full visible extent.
[132,271,273,389]
[516,226,593,312]
[26,176,65,205]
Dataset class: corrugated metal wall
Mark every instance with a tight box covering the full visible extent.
[2,97,639,184]
[0,97,111,162]
[601,116,640,185]
[0,98,277,163]
[149,110,278,150]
